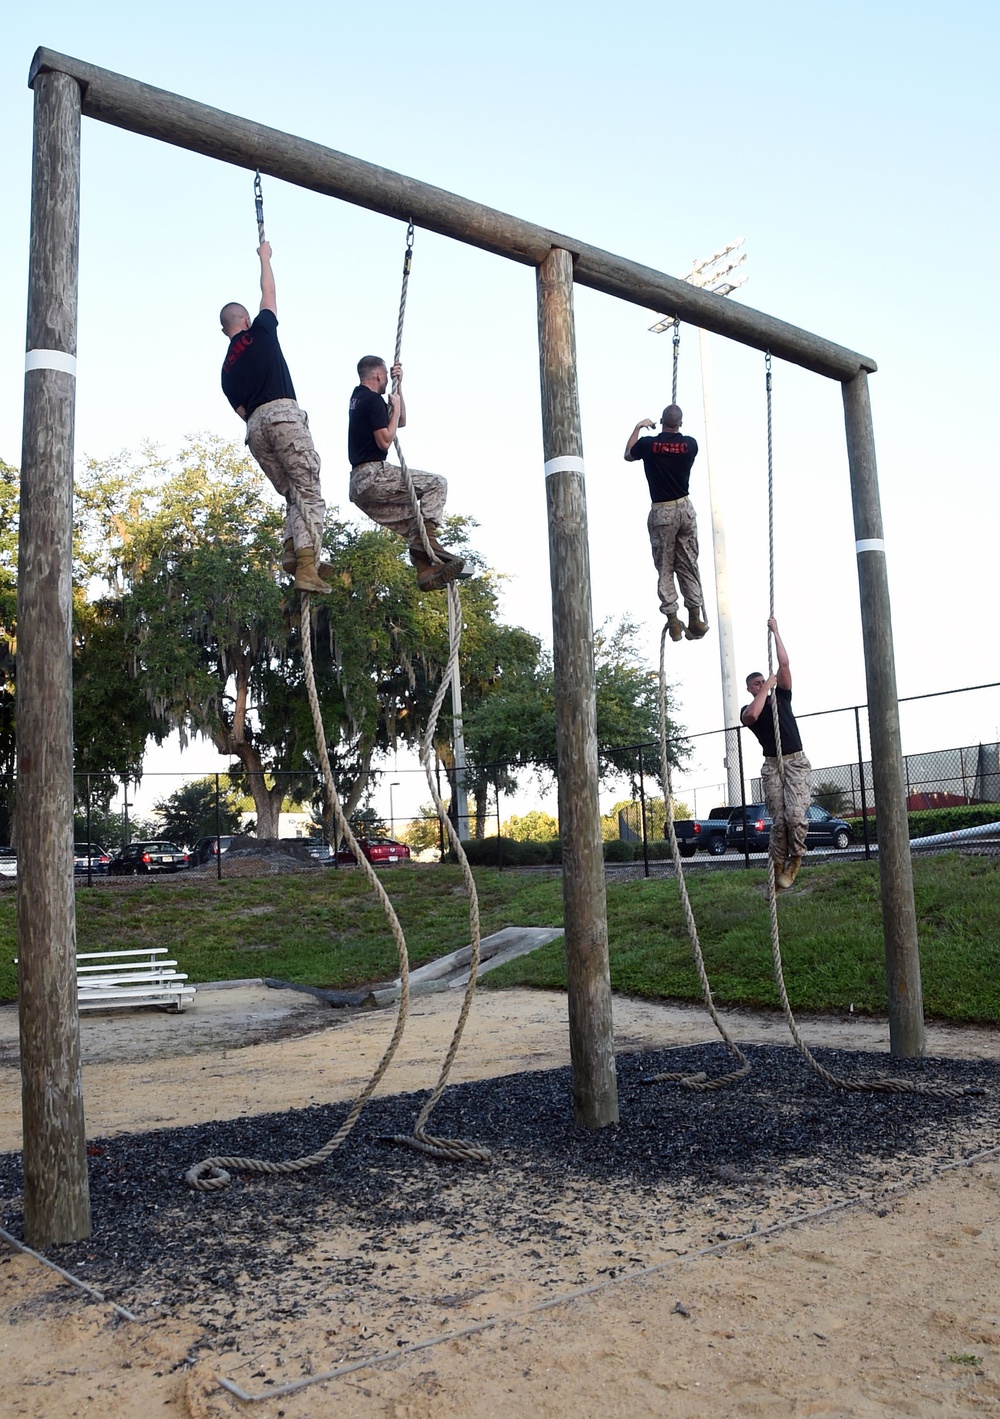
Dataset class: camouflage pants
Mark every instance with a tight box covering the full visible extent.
[761,751,812,866]
[350,460,447,544]
[647,498,705,616]
[247,399,326,553]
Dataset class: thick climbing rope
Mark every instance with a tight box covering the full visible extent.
[761,354,976,1100]
[389,222,439,570]
[643,622,751,1091]
[183,599,418,1191]
[184,183,422,1191]
[384,577,490,1162]
[671,320,680,406]
[380,220,489,1162]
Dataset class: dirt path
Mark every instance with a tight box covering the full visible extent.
[2,987,999,1416]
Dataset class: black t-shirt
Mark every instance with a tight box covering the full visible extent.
[630,431,699,502]
[221,309,296,419]
[348,384,390,466]
[742,685,803,757]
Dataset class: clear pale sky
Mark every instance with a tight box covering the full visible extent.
[2,2,998,824]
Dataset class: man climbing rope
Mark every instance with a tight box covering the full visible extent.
[741,617,812,890]
[220,241,331,595]
[348,356,464,591]
[624,405,709,642]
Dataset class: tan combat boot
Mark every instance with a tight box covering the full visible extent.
[284,538,333,580]
[685,607,710,640]
[784,856,803,887]
[410,522,465,591]
[665,612,685,643]
[774,857,793,890]
[294,546,333,594]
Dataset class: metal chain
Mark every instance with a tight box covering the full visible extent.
[254,169,265,245]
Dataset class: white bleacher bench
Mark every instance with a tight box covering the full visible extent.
[76,947,196,1013]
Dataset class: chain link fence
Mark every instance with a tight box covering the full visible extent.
[3,682,998,888]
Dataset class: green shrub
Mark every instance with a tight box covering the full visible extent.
[603,839,635,863]
[547,839,563,864]
[645,839,674,861]
[516,840,552,866]
[458,836,521,866]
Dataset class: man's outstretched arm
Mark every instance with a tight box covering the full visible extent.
[258,241,277,316]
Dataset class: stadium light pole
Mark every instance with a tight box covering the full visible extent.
[650,239,747,807]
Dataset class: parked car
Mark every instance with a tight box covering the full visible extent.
[673,814,729,857]
[108,840,190,875]
[335,836,412,866]
[0,847,16,879]
[727,804,855,853]
[74,842,111,874]
[190,835,235,866]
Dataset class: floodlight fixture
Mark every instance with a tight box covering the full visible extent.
[648,240,747,330]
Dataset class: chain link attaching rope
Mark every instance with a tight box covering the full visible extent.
[254,168,265,245]
[761,351,978,1101]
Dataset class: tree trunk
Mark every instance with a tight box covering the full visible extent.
[474,782,488,839]
[208,724,283,838]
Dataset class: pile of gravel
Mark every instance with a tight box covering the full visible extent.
[188,837,326,875]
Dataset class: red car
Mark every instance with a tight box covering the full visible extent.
[335,836,411,866]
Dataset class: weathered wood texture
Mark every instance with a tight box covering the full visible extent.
[18,69,91,1244]
[537,248,619,1130]
[842,371,924,1058]
[28,47,876,382]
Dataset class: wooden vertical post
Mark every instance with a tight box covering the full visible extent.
[842,371,924,1057]
[536,247,619,1129]
[18,69,91,1244]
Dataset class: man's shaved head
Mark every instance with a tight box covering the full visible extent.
[357,355,387,380]
[220,302,250,335]
[662,405,683,426]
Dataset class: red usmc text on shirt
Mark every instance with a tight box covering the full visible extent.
[224,332,252,370]
[652,439,690,455]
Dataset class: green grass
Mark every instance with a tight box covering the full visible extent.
[1,853,998,1023]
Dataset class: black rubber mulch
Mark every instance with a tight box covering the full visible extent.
[1,1044,997,1329]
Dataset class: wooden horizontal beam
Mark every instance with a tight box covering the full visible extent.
[29,47,876,381]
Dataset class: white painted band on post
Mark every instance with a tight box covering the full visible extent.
[544,455,585,477]
[855,538,885,554]
[25,349,77,376]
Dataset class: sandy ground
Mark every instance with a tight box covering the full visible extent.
[1,985,999,1416]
